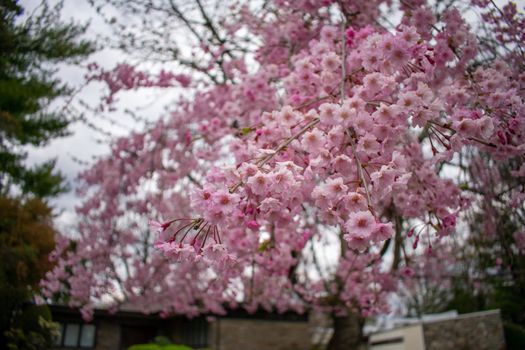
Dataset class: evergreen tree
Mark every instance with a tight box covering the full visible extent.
[0,0,94,198]
[0,1,94,348]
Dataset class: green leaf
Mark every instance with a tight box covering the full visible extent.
[258,239,272,252]
[240,127,253,135]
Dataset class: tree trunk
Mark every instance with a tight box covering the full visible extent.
[327,312,365,350]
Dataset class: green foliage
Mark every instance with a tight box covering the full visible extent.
[0,196,56,289]
[163,346,194,350]
[492,286,525,325]
[153,336,172,346]
[444,284,487,315]
[0,196,57,348]
[0,0,94,198]
[127,336,198,350]
[4,305,59,350]
[504,323,525,350]
[442,162,525,329]
[128,345,160,350]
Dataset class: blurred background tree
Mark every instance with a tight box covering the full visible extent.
[0,0,94,348]
[399,154,525,349]
[0,195,58,349]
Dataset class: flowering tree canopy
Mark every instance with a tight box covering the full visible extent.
[43,0,524,347]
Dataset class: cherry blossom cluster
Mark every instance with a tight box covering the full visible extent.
[43,0,524,321]
[86,63,192,107]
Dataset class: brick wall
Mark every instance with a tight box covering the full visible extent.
[209,318,311,350]
[422,310,505,350]
[50,305,311,350]
[94,320,121,350]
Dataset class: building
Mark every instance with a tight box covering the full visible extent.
[368,309,505,350]
[50,305,311,350]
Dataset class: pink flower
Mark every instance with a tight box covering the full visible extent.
[357,133,381,155]
[301,128,326,155]
[362,50,381,71]
[247,171,269,195]
[440,213,457,236]
[327,125,345,147]
[191,187,214,209]
[246,220,260,230]
[80,307,94,322]
[149,219,173,233]
[343,192,367,212]
[166,244,197,262]
[344,211,377,250]
[174,74,191,87]
[413,235,420,249]
[270,167,295,194]
[344,233,370,251]
[455,118,478,137]
[312,186,331,210]
[373,222,394,242]
[320,25,338,43]
[345,27,356,45]
[402,267,415,277]
[211,189,240,214]
[332,155,354,176]
[336,105,355,127]
[388,43,410,68]
[354,114,374,134]
[476,116,494,139]
[325,177,348,199]
[371,166,396,192]
[259,197,281,214]
[398,25,420,45]
[321,53,341,72]
[347,97,366,112]
[373,104,399,126]
[363,72,384,97]
[346,211,376,237]
[319,103,340,126]
[398,91,421,111]
[278,106,300,126]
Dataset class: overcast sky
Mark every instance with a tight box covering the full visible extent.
[21,0,180,230]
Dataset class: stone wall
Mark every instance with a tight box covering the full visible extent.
[209,318,311,350]
[422,310,505,350]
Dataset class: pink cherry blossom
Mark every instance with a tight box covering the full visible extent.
[42,1,525,338]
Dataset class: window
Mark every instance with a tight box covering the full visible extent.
[181,317,208,348]
[64,324,80,347]
[170,316,209,348]
[55,323,96,348]
[79,325,96,348]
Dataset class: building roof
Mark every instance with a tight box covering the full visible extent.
[48,304,308,322]
[366,309,501,335]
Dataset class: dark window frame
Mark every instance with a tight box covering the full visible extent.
[182,317,208,348]
[55,322,97,349]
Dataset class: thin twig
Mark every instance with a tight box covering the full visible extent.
[256,117,320,167]
[340,17,347,103]
[229,117,320,193]
[346,128,375,216]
